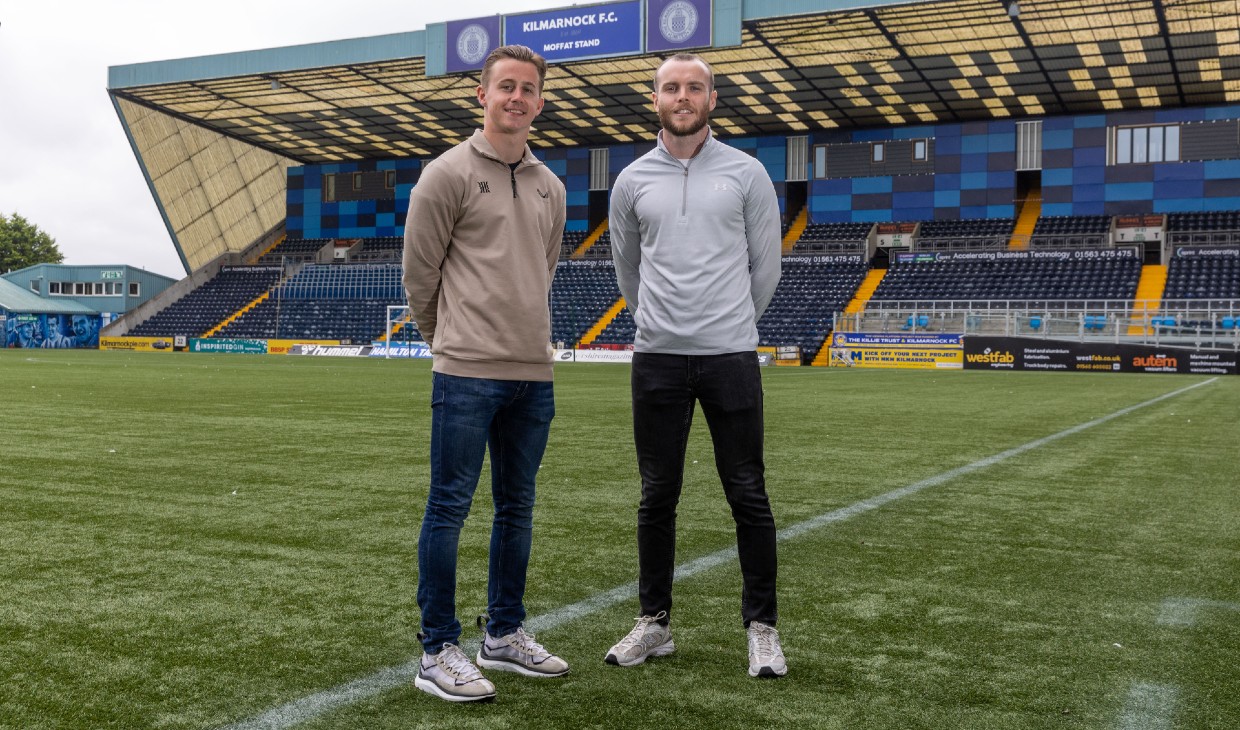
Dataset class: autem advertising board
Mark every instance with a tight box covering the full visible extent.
[963,337,1237,375]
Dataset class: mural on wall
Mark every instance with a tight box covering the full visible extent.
[4,314,99,349]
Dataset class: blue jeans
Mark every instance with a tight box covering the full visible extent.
[417,372,554,653]
[631,351,778,628]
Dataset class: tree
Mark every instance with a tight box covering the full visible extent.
[1,213,64,273]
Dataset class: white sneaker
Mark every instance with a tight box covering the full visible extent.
[477,627,570,677]
[747,622,787,677]
[604,612,675,667]
[414,644,497,702]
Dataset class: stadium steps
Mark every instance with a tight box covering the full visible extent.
[205,292,271,337]
[249,233,287,264]
[1009,187,1041,250]
[571,219,610,259]
[578,297,627,346]
[782,206,808,253]
[1126,264,1169,336]
[811,269,886,367]
[844,269,886,314]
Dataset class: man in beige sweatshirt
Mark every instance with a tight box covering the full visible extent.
[402,44,567,703]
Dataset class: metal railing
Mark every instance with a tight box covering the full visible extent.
[836,299,1240,351]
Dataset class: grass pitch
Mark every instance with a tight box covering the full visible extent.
[1,350,1237,729]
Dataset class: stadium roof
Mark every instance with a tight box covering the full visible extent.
[110,0,1240,163]
[0,278,96,315]
[106,0,1240,273]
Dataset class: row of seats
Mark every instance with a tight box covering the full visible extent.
[128,267,283,337]
[872,257,1142,303]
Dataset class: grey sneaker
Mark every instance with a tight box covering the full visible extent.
[604,612,675,667]
[414,644,497,702]
[477,627,570,677]
[747,621,787,677]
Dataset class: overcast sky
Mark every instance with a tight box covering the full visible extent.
[0,0,558,279]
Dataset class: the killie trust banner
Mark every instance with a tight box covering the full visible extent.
[828,332,964,369]
[963,336,1237,375]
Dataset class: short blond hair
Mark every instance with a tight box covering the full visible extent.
[481,45,548,92]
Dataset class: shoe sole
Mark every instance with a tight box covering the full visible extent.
[604,639,676,667]
[476,652,570,678]
[414,675,496,702]
[748,664,788,678]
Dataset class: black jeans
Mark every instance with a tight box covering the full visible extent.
[631,351,778,628]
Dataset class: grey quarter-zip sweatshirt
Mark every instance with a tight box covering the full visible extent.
[609,128,782,354]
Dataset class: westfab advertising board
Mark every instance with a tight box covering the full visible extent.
[963,337,1237,375]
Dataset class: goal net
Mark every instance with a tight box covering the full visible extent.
[383,305,428,359]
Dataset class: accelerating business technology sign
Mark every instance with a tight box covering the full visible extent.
[505,1,643,63]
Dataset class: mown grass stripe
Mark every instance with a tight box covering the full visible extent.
[219,377,1216,730]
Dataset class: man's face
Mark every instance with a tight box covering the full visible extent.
[652,59,716,138]
[477,58,545,136]
[17,321,35,341]
[72,316,92,340]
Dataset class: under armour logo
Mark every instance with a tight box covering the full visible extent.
[537,188,549,198]
[477,181,491,194]
[714,183,730,191]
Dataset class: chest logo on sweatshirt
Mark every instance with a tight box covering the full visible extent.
[714,183,730,191]
[537,188,550,198]
[477,181,491,194]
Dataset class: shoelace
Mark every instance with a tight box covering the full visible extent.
[504,627,549,657]
[436,644,484,681]
[617,611,668,650]
[749,624,781,661]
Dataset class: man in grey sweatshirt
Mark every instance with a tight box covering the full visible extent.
[604,53,787,678]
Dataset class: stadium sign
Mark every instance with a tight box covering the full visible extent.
[646,0,712,53]
[963,337,1237,375]
[290,344,374,357]
[189,338,267,354]
[895,248,1137,264]
[506,1,642,63]
[446,16,502,73]
[368,342,433,359]
[828,331,964,369]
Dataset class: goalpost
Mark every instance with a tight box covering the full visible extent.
[384,305,425,359]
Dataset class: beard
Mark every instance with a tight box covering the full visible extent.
[658,104,709,138]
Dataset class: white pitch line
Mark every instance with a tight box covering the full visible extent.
[220,377,1216,730]
[1156,596,1240,627]
[1117,682,1179,730]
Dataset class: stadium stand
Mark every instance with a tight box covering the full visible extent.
[1167,212,1240,245]
[791,222,871,253]
[1028,216,1111,248]
[583,231,612,259]
[1163,251,1240,303]
[560,230,588,259]
[127,267,283,338]
[349,236,404,262]
[757,257,869,361]
[914,218,1015,251]
[216,263,406,343]
[870,253,1142,307]
[257,238,330,263]
[551,261,622,345]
